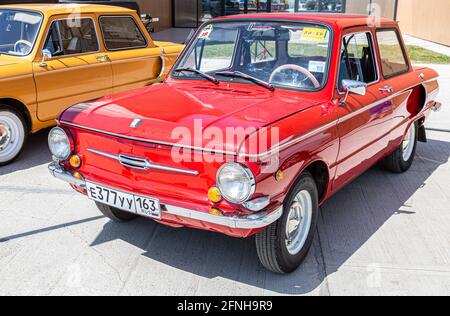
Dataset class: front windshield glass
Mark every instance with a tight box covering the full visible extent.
[174,21,331,90]
[0,9,42,56]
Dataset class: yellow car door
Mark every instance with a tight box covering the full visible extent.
[33,14,113,122]
[98,14,163,93]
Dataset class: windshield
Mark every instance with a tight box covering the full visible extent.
[0,9,42,56]
[174,21,332,91]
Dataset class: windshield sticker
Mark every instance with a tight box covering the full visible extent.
[199,25,213,40]
[248,23,274,32]
[308,61,326,73]
[301,28,328,43]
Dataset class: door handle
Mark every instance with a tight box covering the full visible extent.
[379,86,394,93]
[96,55,110,62]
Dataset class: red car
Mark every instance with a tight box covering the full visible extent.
[48,14,441,273]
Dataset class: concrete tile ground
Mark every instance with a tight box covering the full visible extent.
[0,62,449,295]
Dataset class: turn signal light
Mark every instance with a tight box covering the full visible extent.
[208,186,222,203]
[209,208,223,216]
[275,170,285,182]
[72,172,84,180]
[69,155,82,168]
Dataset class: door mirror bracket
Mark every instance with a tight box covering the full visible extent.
[39,49,53,67]
[339,80,368,106]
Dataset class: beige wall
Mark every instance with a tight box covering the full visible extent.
[397,0,450,46]
[135,0,173,32]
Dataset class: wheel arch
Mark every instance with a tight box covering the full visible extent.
[0,98,32,134]
[288,159,331,204]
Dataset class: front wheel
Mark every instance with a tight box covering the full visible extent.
[96,202,138,222]
[0,107,26,166]
[383,121,418,173]
[255,172,319,274]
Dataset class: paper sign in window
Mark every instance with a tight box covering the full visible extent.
[301,28,327,43]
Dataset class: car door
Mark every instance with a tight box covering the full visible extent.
[98,15,163,93]
[371,28,415,136]
[333,28,390,189]
[33,14,113,122]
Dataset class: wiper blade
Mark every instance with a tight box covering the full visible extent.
[174,67,220,85]
[215,71,275,91]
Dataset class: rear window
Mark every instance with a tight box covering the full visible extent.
[376,30,409,78]
[100,16,147,50]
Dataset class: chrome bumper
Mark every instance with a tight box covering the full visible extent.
[48,163,282,230]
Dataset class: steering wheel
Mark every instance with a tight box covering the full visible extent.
[14,40,33,55]
[269,64,321,89]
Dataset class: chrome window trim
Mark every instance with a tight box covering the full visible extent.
[336,30,381,95]
[98,15,148,51]
[42,16,101,59]
[58,78,438,159]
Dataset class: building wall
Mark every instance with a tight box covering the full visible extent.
[135,0,173,32]
[397,0,450,46]
[345,0,396,19]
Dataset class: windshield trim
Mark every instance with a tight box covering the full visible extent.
[171,18,334,93]
[0,8,44,57]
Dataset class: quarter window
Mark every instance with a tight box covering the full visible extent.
[376,30,409,78]
[100,16,147,50]
[338,32,378,90]
[44,18,99,56]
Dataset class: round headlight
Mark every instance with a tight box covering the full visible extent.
[217,163,256,204]
[48,127,72,161]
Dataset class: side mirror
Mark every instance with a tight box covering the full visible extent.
[39,49,52,67]
[340,80,368,106]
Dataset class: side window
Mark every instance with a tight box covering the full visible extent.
[376,29,409,78]
[44,21,62,56]
[250,40,276,63]
[338,32,378,90]
[44,18,99,56]
[100,16,147,50]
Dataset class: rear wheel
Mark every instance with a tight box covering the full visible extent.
[255,172,319,274]
[96,202,138,222]
[0,106,26,166]
[383,122,418,173]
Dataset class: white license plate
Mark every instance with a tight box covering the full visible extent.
[86,181,161,219]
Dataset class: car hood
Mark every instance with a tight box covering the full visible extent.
[60,82,324,154]
[0,56,28,80]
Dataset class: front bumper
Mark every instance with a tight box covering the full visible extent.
[48,163,282,230]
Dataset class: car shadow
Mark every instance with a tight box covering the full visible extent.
[0,128,53,176]
[89,138,449,295]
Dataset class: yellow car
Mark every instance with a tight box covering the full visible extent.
[0,3,184,165]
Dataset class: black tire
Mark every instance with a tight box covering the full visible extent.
[383,121,418,173]
[255,171,319,274]
[0,105,27,166]
[96,202,138,222]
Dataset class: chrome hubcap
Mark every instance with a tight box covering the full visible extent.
[0,112,24,163]
[402,124,415,161]
[285,190,313,255]
[0,123,12,150]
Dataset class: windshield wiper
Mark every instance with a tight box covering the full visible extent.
[174,67,220,85]
[215,71,275,91]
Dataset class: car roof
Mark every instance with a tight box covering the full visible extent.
[217,13,396,28]
[0,3,134,15]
